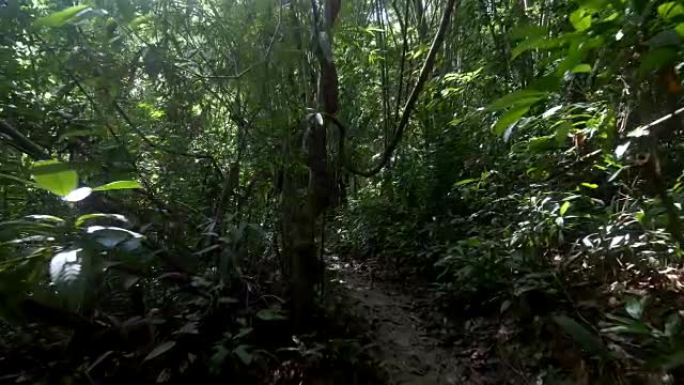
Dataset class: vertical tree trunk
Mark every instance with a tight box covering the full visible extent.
[279,0,341,329]
[280,150,322,329]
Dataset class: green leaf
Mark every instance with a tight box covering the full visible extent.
[92,180,142,191]
[512,36,568,59]
[454,178,478,186]
[527,135,557,153]
[75,213,128,227]
[570,9,592,31]
[555,121,572,145]
[658,2,684,20]
[26,215,65,223]
[560,201,571,216]
[581,182,598,189]
[492,104,531,136]
[676,23,684,37]
[35,5,89,27]
[542,105,563,119]
[144,341,176,361]
[601,323,651,335]
[553,315,611,359]
[571,64,592,73]
[31,160,78,197]
[488,90,547,111]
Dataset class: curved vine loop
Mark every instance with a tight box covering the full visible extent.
[327,0,458,177]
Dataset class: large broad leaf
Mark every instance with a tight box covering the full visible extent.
[527,135,558,153]
[86,226,143,249]
[49,249,83,285]
[31,160,78,197]
[35,5,89,27]
[512,36,568,59]
[492,104,531,136]
[92,180,142,191]
[554,315,611,359]
[488,90,547,111]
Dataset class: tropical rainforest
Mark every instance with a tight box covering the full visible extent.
[2,0,684,383]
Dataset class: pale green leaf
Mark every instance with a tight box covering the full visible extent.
[75,213,128,228]
[31,160,78,197]
[658,2,684,20]
[26,215,65,223]
[92,180,142,191]
[560,201,571,216]
[570,9,592,31]
[454,178,478,186]
[571,64,592,73]
[581,182,598,189]
[35,5,89,27]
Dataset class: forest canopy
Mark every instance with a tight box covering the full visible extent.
[2,0,684,383]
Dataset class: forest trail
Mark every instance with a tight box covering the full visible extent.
[330,258,510,385]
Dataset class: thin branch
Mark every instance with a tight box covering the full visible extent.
[629,105,684,137]
[111,102,224,177]
[340,0,458,177]
[392,0,411,120]
[190,5,282,80]
[0,119,50,160]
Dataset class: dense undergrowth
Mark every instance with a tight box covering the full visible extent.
[3,0,684,383]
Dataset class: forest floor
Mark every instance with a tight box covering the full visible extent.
[329,257,534,385]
